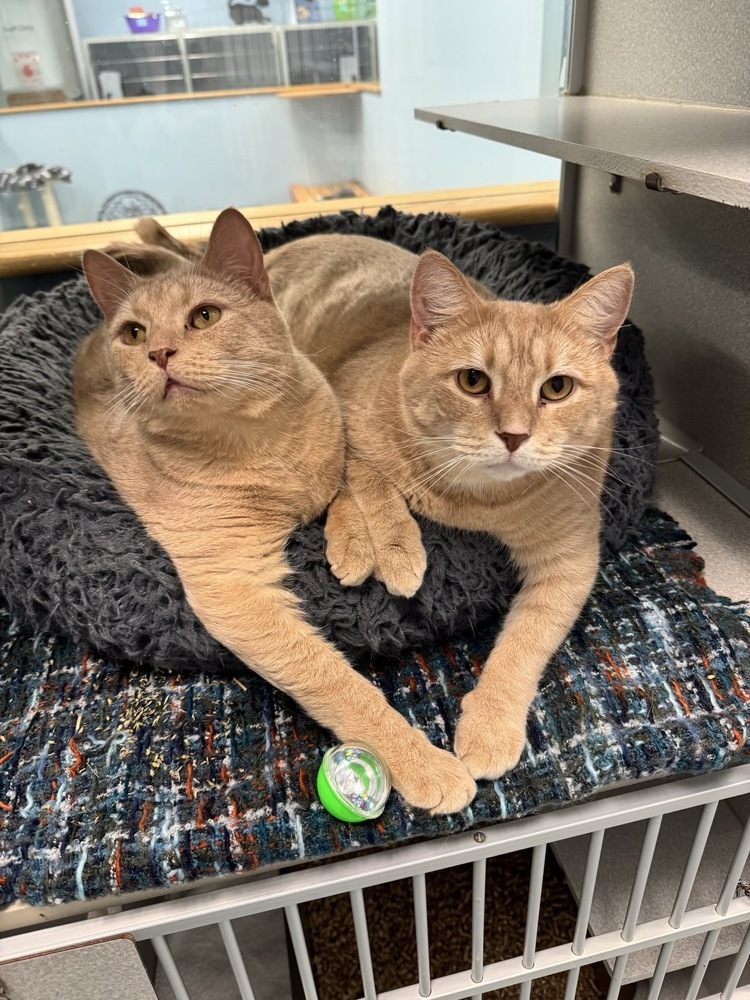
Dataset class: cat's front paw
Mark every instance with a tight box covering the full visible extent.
[373,522,427,599]
[325,495,376,587]
[454,691,527,780]
[390,741,477,814]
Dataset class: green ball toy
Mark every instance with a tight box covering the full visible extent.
[316,744,391,822]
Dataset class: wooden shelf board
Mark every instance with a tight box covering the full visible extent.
[415,95,750,209]
[0,180,558,278]
[276,81,378,98]
[0,80,379,116]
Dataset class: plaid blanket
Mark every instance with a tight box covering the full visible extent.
[0,509,748,906]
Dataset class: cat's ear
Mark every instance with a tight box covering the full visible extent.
[563,264,634,357]
[201,208,271,301]
[82,250,139,321]
[410,251,477,349]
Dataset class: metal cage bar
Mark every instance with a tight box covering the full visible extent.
[523,843,547,970]
[218,920,256,1000]
[471,859,487,986]
[563,965,580,1000]
[622,815,663,942]
[718,811,750,915]
[645,939,675,1000]
[412,874,431,997]
[685,928,721,1000]
[672,801,720,926]
[351,889,378,1000]
[564,829,606,1000]
[517,843,547,1000]
[644,801,719,999]
[572,828,605,955]
[606,953,627,1000]
[721,920,750,998]
[284,904,319,1000]
[152,935,192,1000]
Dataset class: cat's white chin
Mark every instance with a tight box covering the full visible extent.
[483,464,532,482]
[468,459,532,484]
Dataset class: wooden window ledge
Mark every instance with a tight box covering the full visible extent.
[0,181,558,279]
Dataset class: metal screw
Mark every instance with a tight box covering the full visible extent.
[473,831,486,844]
[644,171,680,195]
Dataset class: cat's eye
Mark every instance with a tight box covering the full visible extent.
[190,305,222,330]
[540,375,574,401]
[457,369,491,395]
[121,322,146,346]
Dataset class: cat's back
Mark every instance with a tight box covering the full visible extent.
[266,234,416,373]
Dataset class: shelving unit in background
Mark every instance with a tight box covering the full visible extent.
[83,21,378,101]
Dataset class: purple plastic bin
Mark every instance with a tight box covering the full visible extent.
[125,12,161,32]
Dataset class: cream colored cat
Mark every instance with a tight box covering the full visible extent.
[266,235,633,780]
[74,210,476,813]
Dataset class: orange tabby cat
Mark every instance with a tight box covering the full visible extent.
[266,235,633,779]
[74,210,476,813]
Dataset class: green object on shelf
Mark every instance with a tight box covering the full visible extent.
[333,0,374,19]
[316,744,391,822]
[333,0,353,20]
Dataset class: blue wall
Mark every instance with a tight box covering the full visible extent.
[354,0,558,192]
[0,93,359,222]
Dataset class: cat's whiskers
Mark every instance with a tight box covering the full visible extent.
[369,414,457,444]
[553,446,621,481]
[206,371,304,405]
[365,454,462,509]
[547,459,609,509]
[109,377,150,417]
[407,454,473,508]
[368,451,463,510]
[219,360,314,390]
[559,442,655,463]
[551,459,620,502]
[105,382,137,414]
[553,462,613,496]
[546,467,597,511]
[437,455,476,500]
[372,440,460,468]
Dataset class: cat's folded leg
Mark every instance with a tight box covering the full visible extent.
[454,545,599,780]
[173,536,475,813]
[327,456,427,598]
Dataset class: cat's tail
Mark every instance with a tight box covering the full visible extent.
[135,218,202,261]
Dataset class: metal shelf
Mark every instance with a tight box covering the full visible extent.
[415,95,750,209]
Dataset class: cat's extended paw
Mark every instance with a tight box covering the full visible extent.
[391,742,477,814]
[373,527,427,599]
[454,692,527,780]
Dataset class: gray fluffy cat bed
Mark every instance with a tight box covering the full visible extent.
[0,208,658,673]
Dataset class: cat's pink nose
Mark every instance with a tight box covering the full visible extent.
[497,431,530,453]
[148,347,176,370]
